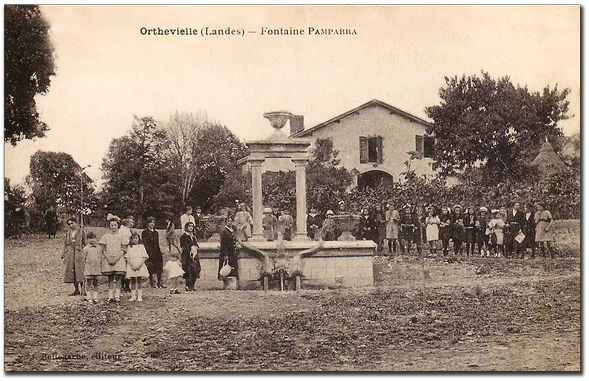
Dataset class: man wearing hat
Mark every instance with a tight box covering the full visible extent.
[262,207,277,241]
[219,215,238,286]
[193,206,210,241]
[306,207,322,240]
[321,210,342,241]
[451,205,465,256]
[505,202,525,259]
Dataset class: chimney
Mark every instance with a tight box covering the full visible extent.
[289,114,304,136]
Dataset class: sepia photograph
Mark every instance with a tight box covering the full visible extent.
[4,5,580,371]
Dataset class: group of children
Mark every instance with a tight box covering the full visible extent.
[387,202,552,258]
[81,215,185,303]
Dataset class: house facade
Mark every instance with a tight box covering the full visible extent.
[290,99,435,189]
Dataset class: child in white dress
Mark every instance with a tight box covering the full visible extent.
[425,208,441,256]
[125,233,149,302]
[100,216,128,302]
[488,210,506,258]
[163,252,184,294]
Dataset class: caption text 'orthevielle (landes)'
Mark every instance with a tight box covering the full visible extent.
[139,27,358,36]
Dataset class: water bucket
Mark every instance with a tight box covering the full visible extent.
[219,263,233,277]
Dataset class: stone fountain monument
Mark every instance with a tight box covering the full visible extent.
[196,111,377,290]
[245,111,312,241]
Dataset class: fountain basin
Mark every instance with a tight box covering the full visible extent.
[194,240,376,289]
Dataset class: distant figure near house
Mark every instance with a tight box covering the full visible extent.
[45,207,58,238]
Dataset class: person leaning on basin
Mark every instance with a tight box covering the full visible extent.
[321,210,342,241]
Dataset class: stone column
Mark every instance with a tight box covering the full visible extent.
[250,159,265,240]
[293,158,308,239]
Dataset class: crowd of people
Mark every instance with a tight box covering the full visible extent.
[61,209,240,302]
[323,201,557,260]
[60,199,557,300]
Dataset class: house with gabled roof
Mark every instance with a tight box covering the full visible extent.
[289,99,436,189]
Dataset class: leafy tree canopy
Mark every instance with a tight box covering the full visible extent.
[27,150,95,215]
[184,123,249,212]
[5,5,55,145]
[101,116,175,226]
[425,71,570,182]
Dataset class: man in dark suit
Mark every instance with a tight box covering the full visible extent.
[522,203,537,259]
[399,204,422,255]
[451,205,465,256]
[306,208,322,240]
[505,202,526,258]
[219,215,238,283]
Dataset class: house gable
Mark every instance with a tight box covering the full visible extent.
[290,99,431,138]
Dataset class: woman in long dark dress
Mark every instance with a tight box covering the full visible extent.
[45,207,58,238]
[180,222,201,291]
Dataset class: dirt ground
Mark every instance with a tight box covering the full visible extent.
[4,234,580,371]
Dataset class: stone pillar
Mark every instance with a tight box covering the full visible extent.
[293,159,308,239]
[250,159,265,240]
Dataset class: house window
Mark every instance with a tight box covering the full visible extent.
[415,135,435,158]
[360,136,383,164]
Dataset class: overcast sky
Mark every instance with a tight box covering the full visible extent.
[4,5,580,187]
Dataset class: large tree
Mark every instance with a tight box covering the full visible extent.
[101,116,175,226]
[164,112,249,212]
[425,71,570,182]
[5,5,55,145]
[186,123,249,212]
[164,111,206,206]
[27,150,95,219]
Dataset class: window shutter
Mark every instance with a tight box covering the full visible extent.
[415,135,424,157]
[377,135,383,164]
[424,136,435,158]
[359,136,368,163]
